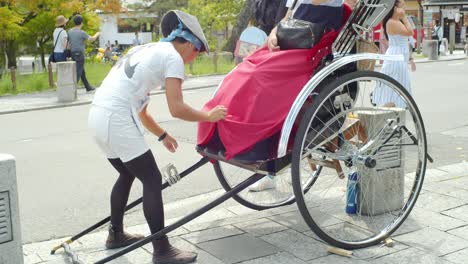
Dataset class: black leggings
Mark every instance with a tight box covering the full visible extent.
[108,150,164,235]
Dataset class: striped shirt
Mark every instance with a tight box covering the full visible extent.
[286,0,344,30]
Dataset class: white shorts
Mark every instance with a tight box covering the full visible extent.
[88,106,149,162]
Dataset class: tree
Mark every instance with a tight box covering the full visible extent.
[0,5,23,75]
[184,0,242,71]
[126,0,188,39]
[1,0,120,70]
[225,0,254,53]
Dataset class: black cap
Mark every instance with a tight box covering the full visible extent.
[73,15,83,26]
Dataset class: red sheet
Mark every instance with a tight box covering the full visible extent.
[198,5,352,160]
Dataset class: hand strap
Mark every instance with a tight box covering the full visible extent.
[53,29,64,49]
[287,0,299,20]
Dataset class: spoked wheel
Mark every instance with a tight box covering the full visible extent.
[214,160,321,211]
[292,70,427,249]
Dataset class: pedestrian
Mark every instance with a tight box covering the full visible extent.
[372,0,414,108]
[114,40,120,52]
[104,46,112,63]
[87,10,227,264]
[432,20,443,55]
[106,40,111,48]
[132,31,141,46]
[53,15,69,62]
[68,15,100,92]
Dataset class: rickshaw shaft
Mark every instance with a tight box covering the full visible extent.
[94,173,266,264]
[51,157,210,255]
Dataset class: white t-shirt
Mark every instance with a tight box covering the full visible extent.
[286,0,343,8]
[53,28,68,52]
[92,42,185,131]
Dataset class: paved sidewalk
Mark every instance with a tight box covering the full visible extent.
[1,51,466,116]
[22,162,468,264]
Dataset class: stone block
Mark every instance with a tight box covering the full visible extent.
[422,40,439,60]
[0,154,24,264]
[357,109,406,216]
[56,61,77,102]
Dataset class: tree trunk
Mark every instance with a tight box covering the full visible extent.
[0,41,5,80]
[39,44,46,70]
[5,40,17,69]
[224,0,254,53]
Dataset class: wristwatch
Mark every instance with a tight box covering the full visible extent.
[158,131,168,141]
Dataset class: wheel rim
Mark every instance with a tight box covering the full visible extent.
[293,73,427,247]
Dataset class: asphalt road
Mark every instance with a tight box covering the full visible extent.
[1,59,467,243]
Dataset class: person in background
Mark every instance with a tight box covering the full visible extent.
[432,20,443,55]
[132,32,141,46]
[372,0,414,107]
[114,40,120,52]
[68,15,100,92]
[53,15,69,62]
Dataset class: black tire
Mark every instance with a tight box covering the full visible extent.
[291,70,427,249]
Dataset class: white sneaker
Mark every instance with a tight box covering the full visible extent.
[248,176,276,192]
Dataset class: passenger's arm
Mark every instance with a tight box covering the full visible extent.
[267,9,292,51]
[165,78,226,122]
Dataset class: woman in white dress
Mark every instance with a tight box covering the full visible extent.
[372,0,416,108]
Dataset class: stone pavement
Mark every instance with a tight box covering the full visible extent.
[22,161,468,264]
[1,51,466,116]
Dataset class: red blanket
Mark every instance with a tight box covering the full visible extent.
[198,5,352,160]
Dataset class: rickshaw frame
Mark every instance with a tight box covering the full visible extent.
[49,0,431,262]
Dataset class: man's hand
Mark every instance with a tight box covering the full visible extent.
[162,134,178,153]
[207,105,227,122]
[268,35,280,52]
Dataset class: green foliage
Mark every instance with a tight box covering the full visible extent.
[0,57,235,96]
[186,54,235,75]
[0,6,24,41]
[126,0,188,36]
[184,0,243,52]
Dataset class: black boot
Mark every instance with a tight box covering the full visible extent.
[105,225,144,249]
[152,236,197,264]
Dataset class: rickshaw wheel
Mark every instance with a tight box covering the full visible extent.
[214,160,321,211]
[291,71,427,249]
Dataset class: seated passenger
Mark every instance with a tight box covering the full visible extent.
[197,0,349,191]
[252,0,346,191]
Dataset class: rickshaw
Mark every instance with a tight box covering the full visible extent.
[51,0,432,263]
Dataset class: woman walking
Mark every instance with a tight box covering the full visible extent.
[372,0,415,108]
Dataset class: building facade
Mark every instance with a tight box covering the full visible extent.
[98,12,157,49]
[423,0,468,45]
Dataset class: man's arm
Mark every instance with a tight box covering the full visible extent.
[88,32,100,42]
[139,104,166,137]
[165,78,223,122]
